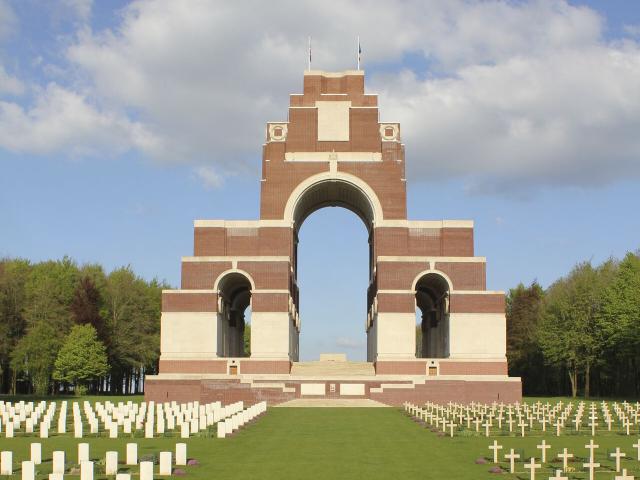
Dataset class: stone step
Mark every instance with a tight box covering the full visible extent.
[290,361,375,377]
[275,399,388,407]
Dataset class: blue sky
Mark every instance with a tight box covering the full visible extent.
[1,1,639,361]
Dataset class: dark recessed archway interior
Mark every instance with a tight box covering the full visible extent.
[217,272,251,358]
[415,273,450,359]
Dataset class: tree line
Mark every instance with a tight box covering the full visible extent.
[0,257,167,395]
[507,251,640,398]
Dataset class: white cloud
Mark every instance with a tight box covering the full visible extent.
[0,83,160,156]
[192,166,223,189]
[3,0,640,193]
[0,64,23,95]
[375,44,640,191]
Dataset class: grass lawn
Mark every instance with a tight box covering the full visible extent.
[0,399,639,479]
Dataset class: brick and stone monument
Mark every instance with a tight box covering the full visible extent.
[144,70,522,405]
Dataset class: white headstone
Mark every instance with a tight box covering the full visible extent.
[78,443,90,464]
[144,423,153,439]
[48,474,63,480]
[217,422,225,438]
[105,452,118,476]
[115,475,131,480]
[175,444,187,466]
[21,461,35,480]
[0,451,12,475]
[139,461,153,480]
[52,451,65,474]
[159,452,171,476]
[80,461,93,480]
[30,443,42,465]
[126,444,137,466]
[180,423,189,439]
[5,424,13,438]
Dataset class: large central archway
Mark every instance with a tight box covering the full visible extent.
[288,175,379,361]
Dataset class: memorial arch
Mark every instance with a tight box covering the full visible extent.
[148,69,522,404]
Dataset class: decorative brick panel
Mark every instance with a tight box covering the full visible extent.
[434,262,486,290]
[238,261,289,290]
[441,228,474,256]
[162,291,217,312]
[239,360,291,374]
[439,361,508,376]
[252,292,289,312]
[450,293,505,314]
[194,227,226,256]
[375,361,427,375]
[376,292,415,313]
[181,262,232,289]
[159,359,227,374]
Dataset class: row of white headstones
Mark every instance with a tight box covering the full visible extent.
[404,401,640,480]
[403,399,640,437]
[1,442,186,480]
[0,400,267,439]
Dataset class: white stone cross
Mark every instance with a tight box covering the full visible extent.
[633,439,640,461]
[555,419,562,436]
[582,459,600,480]
[488,440,502,463]
[524,457,542,480]
[473,418,482,432]
[504,449,520,474]
[540,417,549,432]
[585,439,599,461]
[519,420,527,437]
[589,419,598,436]
[537,440,551,463]
[557,448,573,472]
[447,421,456,438]
[610,447,625,472]
[615,468,634,480]
[483,421,491,437]
[548,470,568,480]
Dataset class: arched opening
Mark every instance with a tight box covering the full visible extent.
[216,272,252,357]
[415,272,450,358]
[291,178,376,361]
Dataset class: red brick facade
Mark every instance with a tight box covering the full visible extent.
[149,70,521,405]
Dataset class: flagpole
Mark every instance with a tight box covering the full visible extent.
[357,35,360,70]
[308,36,311,71]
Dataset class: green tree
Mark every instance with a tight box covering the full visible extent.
[103,267,164,393]
[10,321,62,395]
[244,323,251,356]
[54,324,108,394]
[0,259,30,393]
[506,281,548,394]
[598,252,640,396]
[539,261,616,397]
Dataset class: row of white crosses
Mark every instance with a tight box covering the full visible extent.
[487,437,640,480]
[1,442,189,479]
[403,399,640,438]
[2,399,266,439]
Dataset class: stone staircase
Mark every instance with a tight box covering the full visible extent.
[290,361,376,377]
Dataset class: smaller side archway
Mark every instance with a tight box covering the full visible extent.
[414,272,450,358]
[215,271,253,357]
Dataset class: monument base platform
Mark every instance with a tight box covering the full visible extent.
[145,360,522,406]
